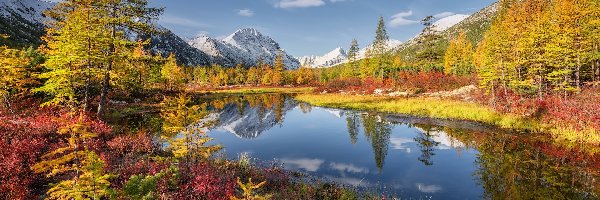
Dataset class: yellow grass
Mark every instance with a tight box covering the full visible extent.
[296,94,542,131]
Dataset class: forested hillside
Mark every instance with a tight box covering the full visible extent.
[393,2,499,67]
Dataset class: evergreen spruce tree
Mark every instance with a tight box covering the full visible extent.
[342,39,360,77]
[416,16,444,70]
[372,17,389,78]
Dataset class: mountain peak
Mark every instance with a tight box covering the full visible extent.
[297,47,348,68]
[234,28,262,36]
[188,28,299,69]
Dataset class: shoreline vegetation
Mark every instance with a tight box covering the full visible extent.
[295,92,600,150]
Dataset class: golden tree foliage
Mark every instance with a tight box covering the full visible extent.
[272,50,284,86]
[444,32,474,76]
[160,94,221,160]
[229,178,272,200]
[475,0,598,96]
[0,45,33,110]
[161,54,185,91]
[36,0,110,109]
[31,116,113,200]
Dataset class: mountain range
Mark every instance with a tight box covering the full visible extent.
[0,0,300,69]
[0,0,497,70]
[187,28,300,69]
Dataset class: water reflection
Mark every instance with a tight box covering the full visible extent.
[361,114,392,171]
[200,94,296,139]
[197,94,600,199]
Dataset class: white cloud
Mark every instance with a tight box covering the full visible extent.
[160,15,211,28]
[330,162,369,174]
[279,158,325,172]
[390,137,414,153]
[416,183,443,193]
[324,175,369,187]
[433,12,456,19]
[237,9,255,17]
[389,10,418,27]
[276,0,326,8]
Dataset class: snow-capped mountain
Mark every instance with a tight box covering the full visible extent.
[297,47,348,68]
[297,39,403,69]
[147,26,212,66]
[432,14,470,32]
[0,0,54,46]
[188,28,300,69]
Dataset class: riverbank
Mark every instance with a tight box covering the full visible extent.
[295,93,600,148]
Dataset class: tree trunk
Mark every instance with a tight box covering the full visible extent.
[538,69,544,99]
[576,57,581,92]
[98,68,110,117]
[84,9,92,113]
[592,61,596,82]
[2,93,14,114]
[97,6,116,118]
[84,75,90,112]
[594,60,600,81]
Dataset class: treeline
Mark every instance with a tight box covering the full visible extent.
[180,52,314,87]
[474,0,600,96]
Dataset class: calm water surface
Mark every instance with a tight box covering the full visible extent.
[196,94,599,199]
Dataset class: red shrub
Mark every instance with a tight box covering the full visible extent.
[475,87,600,134]
[315,77,363,93]
[394,72,475,92]
[177,163,237,200]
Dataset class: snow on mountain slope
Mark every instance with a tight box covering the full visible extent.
[188,28,300,69]
[432,14,469,32]
[210,98,297,139]
[0,0,53,23]
[395,2,498,56]
[147,25,212,66]
[0,0,54,46]
[297,39,402,68]
[297,47,348,68]
[356,39,403,59]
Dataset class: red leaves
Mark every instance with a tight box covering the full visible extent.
[178,163,236,200]
[393,72,475,93]
[107,131,153,157]
[316,72,475,94]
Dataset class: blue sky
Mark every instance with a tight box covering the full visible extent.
[149,0,496,56]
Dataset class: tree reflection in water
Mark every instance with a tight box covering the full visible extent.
[197,94,600,198]
[360,114,392,171]
[412,124,441,166]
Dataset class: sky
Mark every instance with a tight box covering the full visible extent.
[149,0,496,57]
